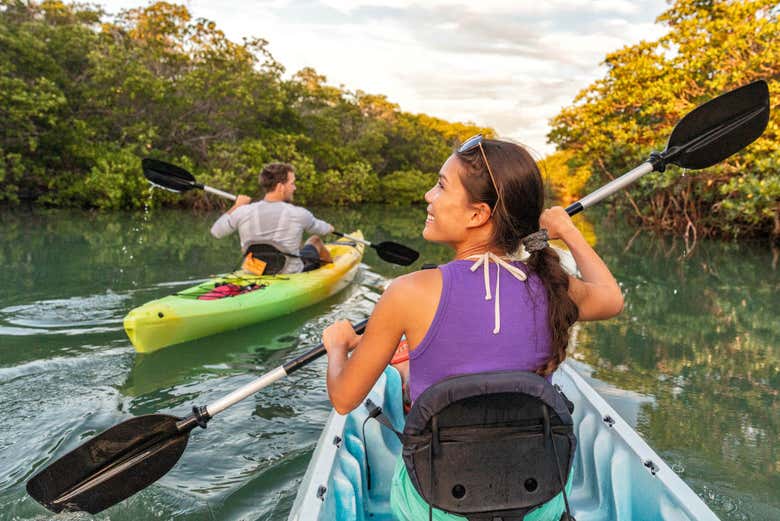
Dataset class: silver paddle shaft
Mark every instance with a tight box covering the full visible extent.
[337,233,371,247]
[203,185,237,201]
[574,161,654,212]
[206,366,288,416]
[202,320,368,418]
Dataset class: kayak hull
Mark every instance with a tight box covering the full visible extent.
[124,232,365,353]
[289,363,720,521]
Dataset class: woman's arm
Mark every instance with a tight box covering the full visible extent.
[323,278,409,414]
[540,206,624,321]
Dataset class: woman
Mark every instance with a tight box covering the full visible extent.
[322,136,624,520]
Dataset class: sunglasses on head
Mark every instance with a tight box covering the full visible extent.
[457,134,501,215]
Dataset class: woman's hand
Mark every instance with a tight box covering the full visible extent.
[323,320,360,357]
[539,206,578,241]
[539,208,624,320]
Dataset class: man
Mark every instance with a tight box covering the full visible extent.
[210,162,334,273]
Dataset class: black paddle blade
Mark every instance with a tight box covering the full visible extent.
[142,158,200,193]
[664,80,770,169]
[27,414,189,514]
[374,241,420,266]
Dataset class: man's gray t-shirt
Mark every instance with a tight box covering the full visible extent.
[210,201,331,273]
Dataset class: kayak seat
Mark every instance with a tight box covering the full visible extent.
[366,370,576,521]
[243,242,291,275]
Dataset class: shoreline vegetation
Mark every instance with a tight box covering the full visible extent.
[1,1,777,240]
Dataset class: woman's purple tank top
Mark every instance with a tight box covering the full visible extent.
[409,259,552,402]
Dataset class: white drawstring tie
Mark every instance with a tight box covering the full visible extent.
[468,252,528,334]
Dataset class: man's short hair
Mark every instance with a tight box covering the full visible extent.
[260,163,293,192]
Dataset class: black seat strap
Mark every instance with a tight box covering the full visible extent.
[543,405,575,521]
[364,398,403,437]
[362,399,403,491]
[244,244,304,259]
[243,242,311,275]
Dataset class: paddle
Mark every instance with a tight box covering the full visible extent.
[27,80,769,515]
[331,231,419,266]
[141,158,419,266]
[564,80,770,217]
[26,319,368,514]
[142,158,237,200]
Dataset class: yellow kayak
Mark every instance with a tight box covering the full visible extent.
[124,232,365,353]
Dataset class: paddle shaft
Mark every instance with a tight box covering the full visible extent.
[564,80,769,217]
[147,163,419,262]
[565,162,654,216]
[145,164,411,260]
[185,189,381,254]
[332,231,372,246]
[26,318,371,514]
[204,319,369,418]
[203,185,236,201]
[195,184,363,249]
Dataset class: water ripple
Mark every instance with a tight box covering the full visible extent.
[0,291,130,331]
[0,347,129,381]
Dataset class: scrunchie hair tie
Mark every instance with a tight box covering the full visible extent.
[521,229,549,253]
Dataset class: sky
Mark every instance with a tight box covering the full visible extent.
[98,0,670,155]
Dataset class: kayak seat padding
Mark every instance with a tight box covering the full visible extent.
[244,242,290,275]
[401,371,576,521]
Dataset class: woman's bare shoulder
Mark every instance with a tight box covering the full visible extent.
[389,267,442,292]
[380,267,443,309]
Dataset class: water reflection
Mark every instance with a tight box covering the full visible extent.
[571,217,779,520]
[0,207,778,520]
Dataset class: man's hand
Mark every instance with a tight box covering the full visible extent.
[228,195,251,214]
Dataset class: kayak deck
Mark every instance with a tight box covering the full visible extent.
[289,363,719,521]
[124,232,365,353]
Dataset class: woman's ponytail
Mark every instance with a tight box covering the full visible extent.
[526,247,579,376]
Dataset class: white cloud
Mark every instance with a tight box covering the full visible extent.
[97,0,670,154]
[321,0,641,16]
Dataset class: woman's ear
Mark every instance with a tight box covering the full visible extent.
[466,202,493,228]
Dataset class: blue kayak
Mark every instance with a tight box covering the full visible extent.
[288,364,719,521]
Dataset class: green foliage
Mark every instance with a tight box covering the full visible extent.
[0,1,489,208]
[289,155,320,206]
[380,170,437,206]
[716,159,780,235]
[548,0,780,238]
[318,161,380,205]
[540,150,590,205]
[41,146,147,209]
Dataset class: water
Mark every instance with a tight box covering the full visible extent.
[0,207,777,520]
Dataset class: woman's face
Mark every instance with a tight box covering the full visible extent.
[423,155,479,245]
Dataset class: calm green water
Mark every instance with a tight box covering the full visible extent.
[0,206,777,521]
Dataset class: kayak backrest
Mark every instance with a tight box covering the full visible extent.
[243,242,290,275]
[402,371,576,521]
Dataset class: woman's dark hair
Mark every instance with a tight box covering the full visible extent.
[455,139,579,375]
[260,162,293,192]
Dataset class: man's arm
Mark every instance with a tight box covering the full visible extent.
[210,196,251,238]
[302,209,334,236]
